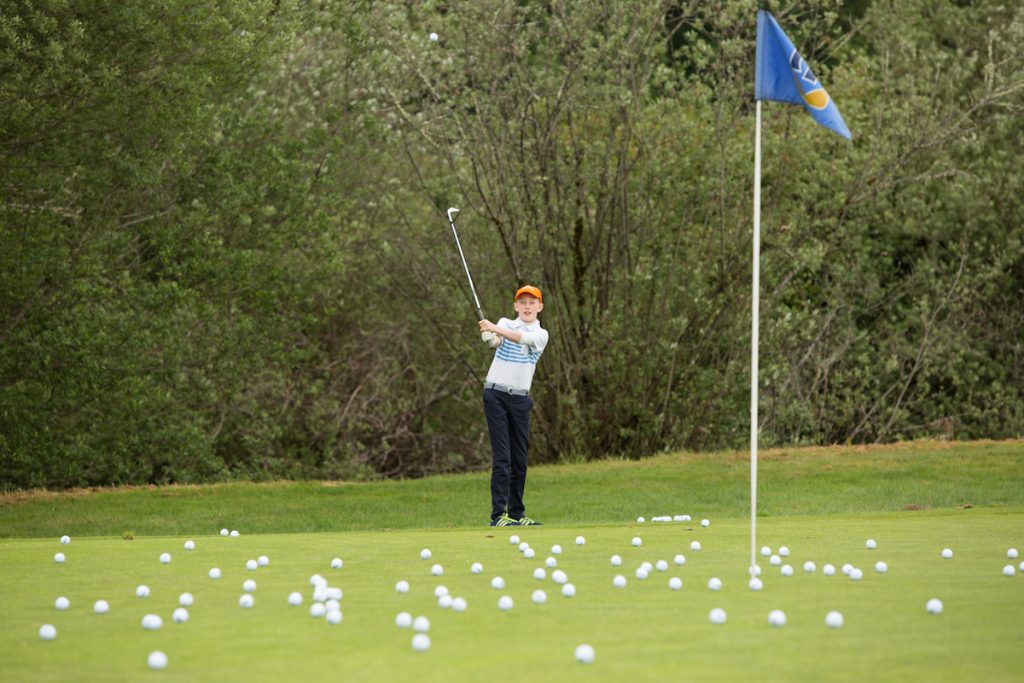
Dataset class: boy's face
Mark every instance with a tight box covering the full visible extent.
[514,295,543,322]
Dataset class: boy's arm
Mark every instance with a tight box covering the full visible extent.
[480,319,522,343]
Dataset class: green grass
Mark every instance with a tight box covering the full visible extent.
[1,440,1022,681]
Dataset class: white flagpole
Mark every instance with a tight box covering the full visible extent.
[750,99,762,578]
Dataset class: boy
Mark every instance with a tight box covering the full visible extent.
[478,285,549,527]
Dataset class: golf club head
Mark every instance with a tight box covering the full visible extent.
[447,207,460,222]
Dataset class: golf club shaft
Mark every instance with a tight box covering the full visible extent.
[446,207,485,320]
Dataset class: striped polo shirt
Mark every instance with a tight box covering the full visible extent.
[485,317,549,392]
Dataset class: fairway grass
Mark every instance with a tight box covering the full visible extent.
[2,510,1022,682]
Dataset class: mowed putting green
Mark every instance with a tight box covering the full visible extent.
[1,440,1023,681]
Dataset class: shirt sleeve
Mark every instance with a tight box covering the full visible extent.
[518,326,549,353]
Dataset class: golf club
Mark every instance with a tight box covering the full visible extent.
[446,207,497,346]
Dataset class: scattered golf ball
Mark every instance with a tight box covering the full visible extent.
[778,546,790,557]
[866,538,877,549]
[220,528,229,536]
[841,563,854,576]
[532,589,548,604]
[395,612,412,628]
[574,644,596,664]
[160,552,171,564]
[147,651,168,670]
[136,584,150,598]
[452,597,467,612]
[760,546,772,557]
[229,530,239,537]
[770,554,782,566]
[674,554,686,565]
[491,576,505,590]
[636,516,645,523]
[177,592,194,607]
[709,608,727,625]
[246,559,258,571]
[610,554,622,566]
[561,583,576,597]
[517,541,529,552]
[93,599,109,614]
[471,562,483,574]
[60,535,71,545]
[396,580,410,594]
[39,624,57,640]
[575,536,586,546]
[433,585,449,598]
[823,564,836,576]
[239,594,254,608]
[768,609,787,627]
[428,32,438,41]
[310,603,326,618]
[749,577,764,591]
[412,617,428,634]
[55,596,70,610]
[690,541,701,551]
[172,607,189,623]
[54,552,65,564]
[243,579,256,592]
[1002,564,1016,576]
[431,564,444,576]
[850,568,864,581]
[420,548,432,560]
[326,587,342,600]
[708,577,723,591]
[551,545,562,555]
[184,540,196,550]
[825,611,844,628]
[257,555,269,567]
[750,565,762,577]
[288,592,302,606]
[411,633,431,652]
[331,558,342,569]
[941,548,953,559]
[669,577,682,590]
[552,570,568,585]
[326,610,343,625]
[533,568,546,580]
[208,568,221,580]
[325,598,341,612]
[545,556,557,568]
[1019,560,1024,572]
[701,519,710,527]
[781,564,794,576]
[804,561,817,573]
[655,559,668,572]
[1009,548,1020,559]
[632,536,642,547]
[875,561,888,573]
[524,548,536,559]
[310,574,325,587]
[498,596,514,611]
[613,575,627,588]
[437,595,454,610]
[635,567,649,580]
[313,586,328,602]
[509,535,520,545]
[141,614,162,630]
[926,598,943,614]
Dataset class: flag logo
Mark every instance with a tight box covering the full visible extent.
[788,50,830,110]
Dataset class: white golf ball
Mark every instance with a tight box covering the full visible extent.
[431,564,443,576]
[312,586,328,603]
[561,583,576,597]
[669,577,682,590]
[656,559,668,572]
[524,548,536,559]
[395,611,412,628]
[708,577,722,591]
[760,546,772,557]
[239,594,254,608]
[54,552,65,564]
[471,562,483,574]
[575,536,585,546]
[673,515,685,522]
[768,609,787,627]
[93,599,109,614]
[552,570,567,585]
[452,597,467,612]
[804,561,817,573]
[326,587,342,600]
[641,562,653,573]
[428,32,438,42]
[574,643,596,664]
[433,585,449,598]
[926,598,943,614]
[411,633,431,652]
[60,535,71,545]
[310,574,325,587]
[184,539,195,550]
[532,589,547,604]
[288,592,302,606]
[825,610,844,628]
[778,546,790,557]
[331,558,342,569]
[420,548,432,560]
[850,568,863,580]
[491,576,505,590]
[176,592,193,607]
[229,530,239,537]
[610,554,622,566]
[1009,548,1020,559]
[875,561,888,573]
[395,580,410,594]
[243,579,256,592]
[632,536,642,547]
[682,514,692,522]
[1019,560,1024,572]
[498,595,514,611]
[310,603,326,618]
[770,554,782,566]
[636,516,645,523]
[136,584,150,598]
[749,577,763,591]
[842,563,854,576]
[246,559,258,571]
[1003,564,1016,576]
[866,538,877,549]
[324,598,340,612]
[545,556,557,568]
[613,575,627,588]
[690,541,701,551]
[823,564,836,576]
[208,568,221,580]
[410,614,426,631]
[533,567,546,580]
[551,545,562,555]
[257,555,269,567]
[39,624,57,640]
[172,607,189,623]
[674,554,686,565]
[781,564,794,576]
[147,651,168,670]
[159,552,171,564]
[509,535,520,545]
[55,596,70,610]
[220,528,229,536]
[709,608,727,624]
[518,541,530,552]
[141,614,162,630]
[941,548,953,559]
[701,519,710,527]
[635,567,649,580]
[326,609,343,625]
[437,594,453,609]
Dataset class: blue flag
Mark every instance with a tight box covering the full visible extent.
[755,10,851,140]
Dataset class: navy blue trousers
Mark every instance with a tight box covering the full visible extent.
[483,388,533,521]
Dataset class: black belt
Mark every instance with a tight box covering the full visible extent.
[484,381,529,397]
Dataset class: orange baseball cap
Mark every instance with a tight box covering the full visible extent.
[515,285,542,303]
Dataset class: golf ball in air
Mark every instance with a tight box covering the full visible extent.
[866,538,877,549]
[239,594,254,608]
[331,558,342,569]
[172,607,189,623]
[414,615,431,632]
[1009,548,1020,559]
[428,32,438,41]
[941,548,953,559]
[431,564,443,576]
[823,564,836,576]
[779,546,790,557]
[708,577,722,591]
[674,554,686,565]
[533,568,546,580]
[136,585,150,598]
[288,592,302,606]
[804,561,816,573]
[412,633,431,652]
[184,540,195,550]
[209,568,221,580]
[709,608,727,625]
[551,545,562,555]
[471,562,483,574]
[243,579,256,592]
[575,536,586,546]
[610,555,622,566]
[552,570,567,585]
[148,651,168,670]
[39,624,57,640]
[60,535,71,545]
[396,580,410,594]
[258,555,269,567]
[613,575,627,588]
[491,576,505,590]
[220,528,229,536]
[760,546,772,557]
[669,577,682,590]
[54,552,65,564]
[524,548,536,559]
[141,614,162,630]
[875,561,888,573]
[768,610,787,627]
[420,548,432,560]
[825,611,844,628]
[498,596,514,611]
[246,559,258,571]
[1003,564,1016,576]
[532,589,548,604]
[160,553,171,564]
[433,585,449,598]
[701,519,710,527]
[94,599,109,614]
[781,564,794,576]
[55,596,70,610]
[395,612,412,628]
[575,644,596,664]
[632,537,642,547]
[545,556,557,568]
[326,610,343,625]
[926,598,943,614]
[310,603,326,618]
[452,597,467,612]
[509,535,520,545]
[749,577,764,591]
